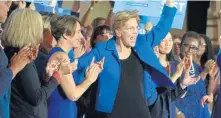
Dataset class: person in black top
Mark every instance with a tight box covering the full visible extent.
[110,50,151,118]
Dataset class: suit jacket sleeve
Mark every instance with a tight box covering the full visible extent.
[18,63,58,106]
[0,49,13,97]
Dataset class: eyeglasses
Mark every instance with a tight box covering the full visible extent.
[122,26,139,32]
[200,43,207,47]
[183,43,199,52]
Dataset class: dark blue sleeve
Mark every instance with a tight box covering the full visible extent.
[71,11,80,18]
[145,5,177,48]
[0,68,13,97]
[217,49,221,68]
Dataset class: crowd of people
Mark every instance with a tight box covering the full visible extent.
[0,1,221,118]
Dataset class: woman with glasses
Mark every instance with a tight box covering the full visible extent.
[175,31,210,118]
[90,25,112,48]
[151,32,199,118]
[201,36,221,118]
[193,34,218,109]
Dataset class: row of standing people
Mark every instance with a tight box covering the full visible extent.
[1,1,221,118]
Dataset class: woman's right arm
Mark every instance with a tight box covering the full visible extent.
[49,52,103,101]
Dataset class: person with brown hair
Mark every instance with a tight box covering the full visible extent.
[48,15,104,118]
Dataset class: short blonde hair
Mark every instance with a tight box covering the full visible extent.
[2,8,43,48]
[112,10,140,31]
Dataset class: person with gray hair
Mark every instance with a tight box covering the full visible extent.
[0,2,35,118]
[2,8,71,118]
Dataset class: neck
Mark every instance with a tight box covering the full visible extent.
[116,37,131,52]
[159,53,168,67]
[57,40,72,53]
[116,37,131,59]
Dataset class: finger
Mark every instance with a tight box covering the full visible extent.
[190,74,195,78]
[193,76,200,84]
[89,57,95,67]
[89,63,99,73]
[201,97,205,107]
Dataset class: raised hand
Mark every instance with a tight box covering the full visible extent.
[28,3,36,10]
[174,60,184,78]
[30,44,40,61]
[85,57,104,83]
[18,1,26,9]
[204,59,218,78]
[209,63,219,78]
[183,56,192,74]
[74,39,86,59]
[91,0,98,7]
[166,0,174,7]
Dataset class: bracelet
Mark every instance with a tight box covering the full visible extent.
[53,71,61,84]
[177,111,182,115]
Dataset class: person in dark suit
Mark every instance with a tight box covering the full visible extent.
[0,2,35,118]
[1,9,70,118]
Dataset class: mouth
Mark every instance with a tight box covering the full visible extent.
[130,37,136,42]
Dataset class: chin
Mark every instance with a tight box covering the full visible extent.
[130,42,136,47]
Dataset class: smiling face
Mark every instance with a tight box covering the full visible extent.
[181,37,200,58]
[173,37,181,55]
[158,33,173,55]
[67,22,83,48]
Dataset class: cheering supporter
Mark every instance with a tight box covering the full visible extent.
[151,32,200,118]
[175,31,211,118]
[1,8,72,118]
[0,2,34,118]
[173,35,182,61]
[47,15,104,118]
[193,34,218,110]
[34,12,59,80]
[201,36,221,118]
[77,0,178,118]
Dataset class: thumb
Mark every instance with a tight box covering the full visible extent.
[90,57,95,67]
[201,97,206,108]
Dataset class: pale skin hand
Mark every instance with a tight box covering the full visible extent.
[166,0,174,7]
[74,39,87,59]
[204,59,218,78]
[183,56,192,75]
[85,57,105,84]
[201,94,213,108]
[171,60,184,83]
[8,44,32,78]
[48,52,104,101]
